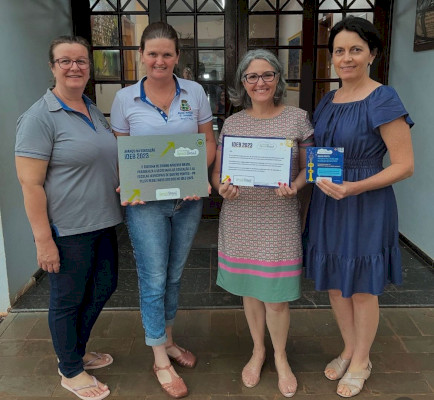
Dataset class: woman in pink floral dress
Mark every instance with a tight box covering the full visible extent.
[211,49,313,398]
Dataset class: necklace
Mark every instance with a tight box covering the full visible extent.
[145,81,175,112]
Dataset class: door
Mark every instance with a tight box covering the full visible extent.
[74,0,393,116]
[72,0,393,215]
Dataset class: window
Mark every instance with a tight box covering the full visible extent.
[89,0,150,116]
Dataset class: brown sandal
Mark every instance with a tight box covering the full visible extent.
[153,364,188,399]
[166,343,197,368]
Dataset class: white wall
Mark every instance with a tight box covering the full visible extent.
[0,0,73,311]
[389,1,434,259]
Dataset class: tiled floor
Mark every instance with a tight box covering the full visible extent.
[3,220,434,398]
[12,220,434,311]
[0,308,434,399]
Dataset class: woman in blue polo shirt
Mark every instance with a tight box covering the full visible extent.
[111,22,216,399]
[16,36,122,400]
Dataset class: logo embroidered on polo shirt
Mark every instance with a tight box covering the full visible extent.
[180,100,191,111]
[99,116,111,130]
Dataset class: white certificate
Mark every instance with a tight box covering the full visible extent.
[220,135,293,187]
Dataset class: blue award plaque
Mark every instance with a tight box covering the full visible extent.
[306,147,344,184]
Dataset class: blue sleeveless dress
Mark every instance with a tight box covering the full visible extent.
[304,86,414,298]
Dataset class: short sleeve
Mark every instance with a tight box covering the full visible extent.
[197,85,213,125]
[298,110,314,148]
[15,113,53,160]
[217,120,227,151]
[110,91,130,134]
[369,86,414,131]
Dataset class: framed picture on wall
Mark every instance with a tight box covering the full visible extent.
[287,32,301,91]
[414,0,434,51]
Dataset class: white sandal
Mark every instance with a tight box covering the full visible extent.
[324,355,351,380]
[83,352,113,370]
[61,375,110,400]
[337,361,372,398]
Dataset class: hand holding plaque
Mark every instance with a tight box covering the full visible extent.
[306,147,344,184]
[118,134,208,203]
[220,135,293,187]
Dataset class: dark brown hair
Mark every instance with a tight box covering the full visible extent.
[328,16,383,56]
[139,21,179,54]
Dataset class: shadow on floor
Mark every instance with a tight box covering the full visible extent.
[11,220,434,312]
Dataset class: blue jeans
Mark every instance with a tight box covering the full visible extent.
[126,199,202,346]
[49,227,118,378]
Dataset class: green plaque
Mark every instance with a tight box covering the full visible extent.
[118,134,208,203]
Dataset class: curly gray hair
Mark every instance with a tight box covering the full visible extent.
[228,49,286,109]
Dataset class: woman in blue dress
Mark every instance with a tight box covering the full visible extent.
[304,17,414,398]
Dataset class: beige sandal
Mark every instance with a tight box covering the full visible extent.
[241,356,266,388]
[277,368,297,398]
[337,362,372,398]
[61,376,110,400]
[324,355,351,380]
[83,352,113,370]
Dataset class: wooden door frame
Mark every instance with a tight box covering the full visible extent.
[71,0,395,115]
[234,0,394,116]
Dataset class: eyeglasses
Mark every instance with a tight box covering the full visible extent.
[243,71,278,84]
[54,58,90,70]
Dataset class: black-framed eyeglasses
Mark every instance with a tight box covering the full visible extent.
[54,58,90,70]
[243,71,278,84]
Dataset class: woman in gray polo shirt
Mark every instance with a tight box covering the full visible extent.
[15,36,122,400]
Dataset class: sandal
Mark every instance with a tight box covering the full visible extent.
[57,352,113,374]
[324,355,351,381]
[277,368,297,398]
[61,375,110,400]
[241,355,266,388]
[337,362,372,398]
[83,352,113,370]
[153,364,188,399]
[166,343,197,368]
